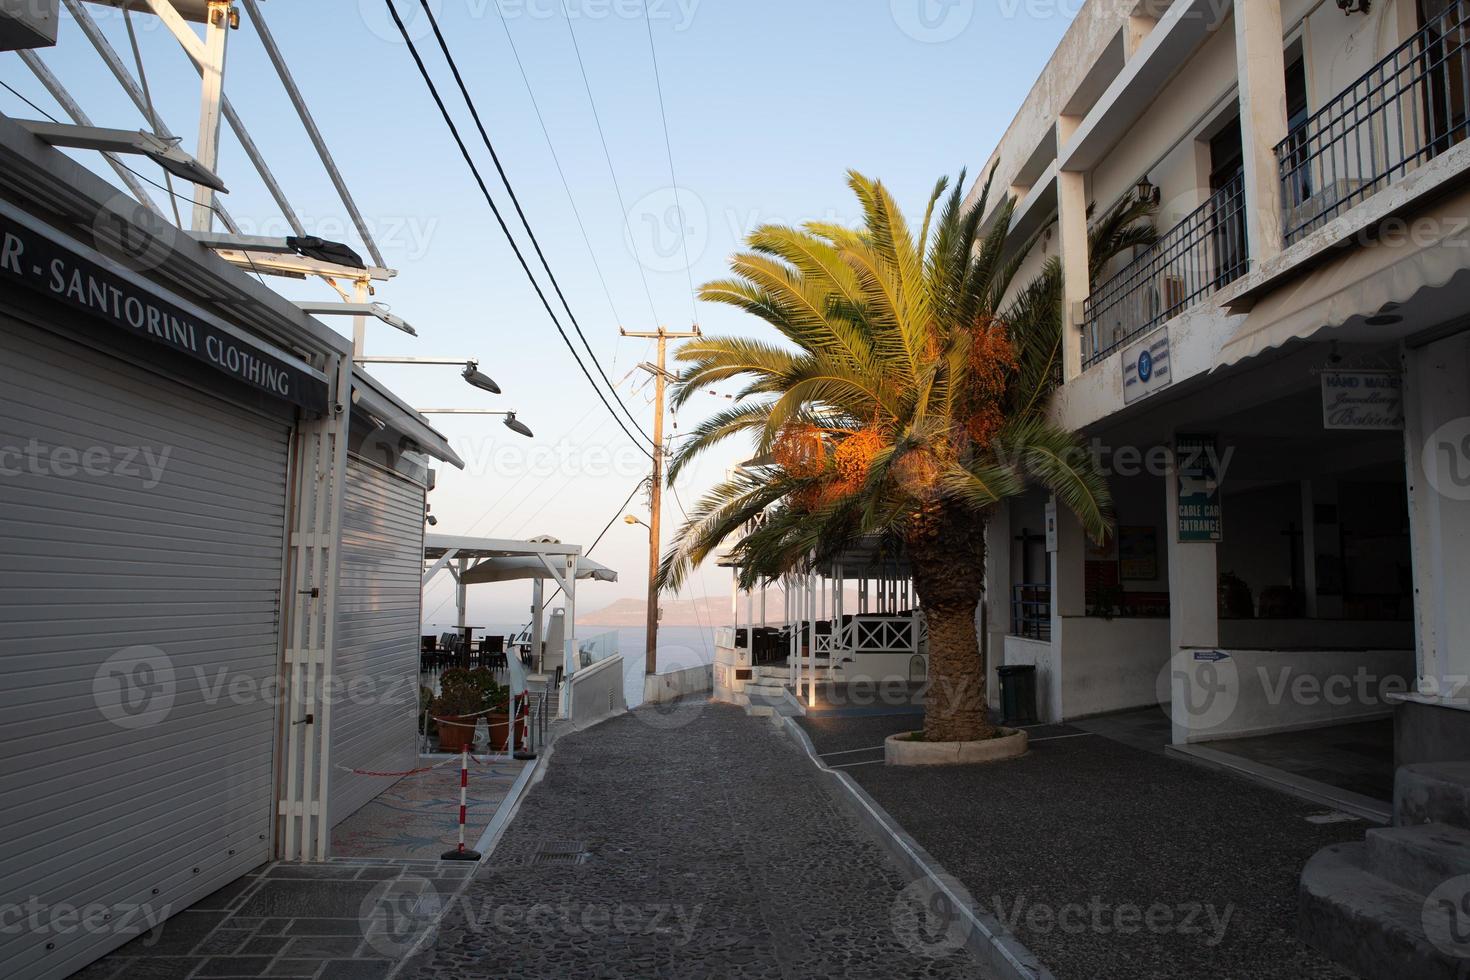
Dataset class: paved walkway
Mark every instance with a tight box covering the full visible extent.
[331,756,528,861]
[400,700,990,979]
[798,711,1364,980]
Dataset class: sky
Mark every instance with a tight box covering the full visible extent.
[2,0,1078,624]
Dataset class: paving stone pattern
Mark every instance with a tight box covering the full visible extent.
[404,701,992,979]
[71,859,477,980]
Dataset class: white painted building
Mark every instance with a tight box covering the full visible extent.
[972,0,1469,763]
[0,4,474,978]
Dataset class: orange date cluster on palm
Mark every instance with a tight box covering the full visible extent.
[964,317,1017,447]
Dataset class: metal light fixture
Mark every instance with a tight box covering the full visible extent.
[624,514,649,528]
[1135,174,1161,205]
[1336,0,1370,13]
[461,361,502,395]
[415,408,533,438]
[502,412,533,438]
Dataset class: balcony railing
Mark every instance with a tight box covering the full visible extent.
[1011,583,1051,641]
[1082,172,1247,368]
[1277,2,1470,245]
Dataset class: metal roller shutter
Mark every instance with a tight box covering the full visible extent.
[329,455,425,825]
[0,319,289,980]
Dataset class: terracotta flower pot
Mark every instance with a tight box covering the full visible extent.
[436,716,478,753]
[484,711,510,751]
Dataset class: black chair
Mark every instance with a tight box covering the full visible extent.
[420,635,437,673]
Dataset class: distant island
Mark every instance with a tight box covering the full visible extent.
[578,588,860,627]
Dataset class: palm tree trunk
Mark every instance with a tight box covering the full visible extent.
[908,505,994,742]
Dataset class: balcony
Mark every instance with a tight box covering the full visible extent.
[1277,2,1469,246]
[1082,172,1247,367]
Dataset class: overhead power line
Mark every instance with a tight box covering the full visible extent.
[384,0,654,461]
[556,0,663,327]
[413,0,653,445]
[640,2,700,327]
[490,5,623,328]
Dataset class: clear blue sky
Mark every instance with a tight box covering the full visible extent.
[3,0,1077,622]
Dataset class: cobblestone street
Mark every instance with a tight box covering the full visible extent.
[401,701,990,979]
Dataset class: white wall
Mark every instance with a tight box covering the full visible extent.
[643,663,713,704]
[568,654,627,730]
[1172,646,1416,742]
[1057,616,1173,718]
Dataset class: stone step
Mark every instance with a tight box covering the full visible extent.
[1370,822,1470,899]
[744,683,788,698]
[1299,842,1467,980]
[1396,762,1470,831]
[1367,823,1470,896]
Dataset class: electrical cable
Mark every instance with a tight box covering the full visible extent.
[385,0,654,461]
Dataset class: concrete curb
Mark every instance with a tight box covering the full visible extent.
[1166,742,1392,824]
[779,715,1056,980]
[385,742,556,980]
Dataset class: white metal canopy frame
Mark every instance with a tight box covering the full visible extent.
[422,535,619,717]
[35,0,461,362]
[720,529,923,708]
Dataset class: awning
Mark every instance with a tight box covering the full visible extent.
[1217,186,1470,369]
[351,366,465,469]
[460,555,618,585]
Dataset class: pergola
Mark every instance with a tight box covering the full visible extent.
[422,534,618,714]
[722,534,921,705]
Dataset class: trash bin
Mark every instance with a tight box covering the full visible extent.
[997,664,1038,727]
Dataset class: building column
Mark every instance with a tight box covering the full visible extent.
[1234,0,1288,266]
[984,501,1013,711]
[1057,115,1089,380]
[1403,332,1470,700]
[1043,499,1088,724]
[1165,443,1220,745]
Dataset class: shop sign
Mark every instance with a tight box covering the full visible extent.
[1320,370,1403,430]
[0,214,328,412]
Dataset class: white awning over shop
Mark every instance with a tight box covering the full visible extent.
[460,555,618,585]
[1218,186,1470,369]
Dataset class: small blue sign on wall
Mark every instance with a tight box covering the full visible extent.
[1123,328,1171,404]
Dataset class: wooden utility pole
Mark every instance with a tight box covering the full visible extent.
[624,325,701,676]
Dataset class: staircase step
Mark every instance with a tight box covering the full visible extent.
[1299,842,1467,980]
[744,683,787,697]
[1396,763,1470,831]
[1366,823,1470,896]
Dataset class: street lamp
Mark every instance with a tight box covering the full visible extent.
[624,514,650,529]
[357,356,502,396]
[462,362,502,394]
[416,408,535,438]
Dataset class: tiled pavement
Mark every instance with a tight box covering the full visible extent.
[71,859,477,980]
[400,700,993,979]
[330,757,528,861]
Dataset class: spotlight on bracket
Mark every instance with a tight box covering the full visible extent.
[503,412,534,438]
[462,361,502,395]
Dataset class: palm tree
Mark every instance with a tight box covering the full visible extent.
[658,170,1149,742]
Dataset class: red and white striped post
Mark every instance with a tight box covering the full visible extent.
[440,746,481,861]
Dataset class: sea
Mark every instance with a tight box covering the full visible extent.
[423,623,716,710]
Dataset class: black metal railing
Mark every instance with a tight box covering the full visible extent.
[1011,583,1051,641]
[1277,2,1470,245]
[1082,172,1247,367]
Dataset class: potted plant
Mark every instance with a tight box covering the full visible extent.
[430,668,511,752]
[430,668,482,752]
